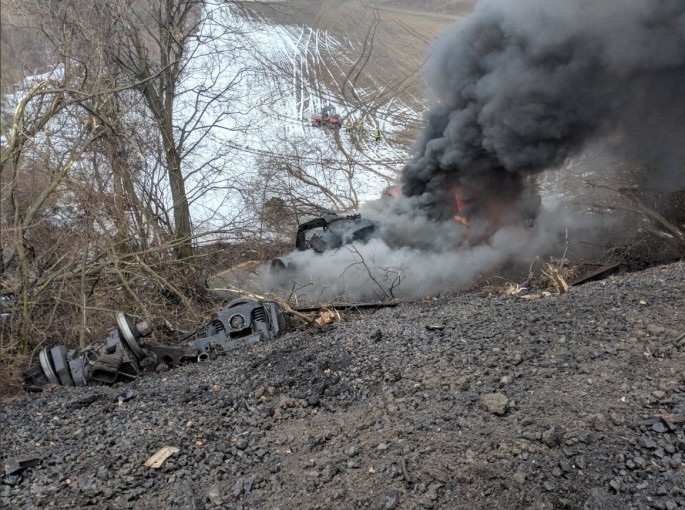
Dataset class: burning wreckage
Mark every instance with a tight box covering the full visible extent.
[23,298,286,390]
[269,187,541,274]
[270,211,376,275]
[22,199,541,390]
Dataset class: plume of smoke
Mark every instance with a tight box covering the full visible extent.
[258,0,685,302]
[404,0,685,211]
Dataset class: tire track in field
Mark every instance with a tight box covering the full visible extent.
[340,5,380,110]
[336,5,389,160]
[349,10,435,163]
[342,11,423,166]
[363,15,431,117]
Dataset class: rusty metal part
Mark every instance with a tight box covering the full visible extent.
[38,348,59,385]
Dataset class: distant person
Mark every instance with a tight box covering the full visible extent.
[345,119,353,134]
[374,128,381,143]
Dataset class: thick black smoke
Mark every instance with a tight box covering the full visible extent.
[403,0,685,216]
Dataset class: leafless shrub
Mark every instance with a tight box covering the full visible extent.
[0,0,276,394]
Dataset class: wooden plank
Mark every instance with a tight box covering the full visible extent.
[569,263,623,286]
[144,446,179,468]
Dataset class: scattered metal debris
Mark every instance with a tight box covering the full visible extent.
[2,474,22,486]
[116,390,136,403]
[22,298,287,390]
[3,455,40,484]
[425,324,445,331]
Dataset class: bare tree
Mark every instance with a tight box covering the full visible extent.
[246,131,396,228]
[107,0,259,260]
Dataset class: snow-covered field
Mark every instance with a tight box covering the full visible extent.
[180,2,422,232]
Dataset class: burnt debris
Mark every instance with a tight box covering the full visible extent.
[22,298,287,390]
[295,211,376,253]
[270,211,376,277]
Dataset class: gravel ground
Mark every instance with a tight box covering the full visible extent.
[2,261,684,510]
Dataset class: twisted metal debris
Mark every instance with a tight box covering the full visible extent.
[22,298,286,390]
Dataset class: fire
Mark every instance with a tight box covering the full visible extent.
[451,185,470,226]
[449,182,515,241]
[381,185,400,199]
[380,178,541,244]
[382,183,473,226]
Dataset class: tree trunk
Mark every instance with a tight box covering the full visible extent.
[161,122,193,261]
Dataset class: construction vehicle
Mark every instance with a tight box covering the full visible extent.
[310,104,342,128]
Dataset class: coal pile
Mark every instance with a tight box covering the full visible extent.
[2,261,684,509]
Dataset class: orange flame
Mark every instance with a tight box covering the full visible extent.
[451,186,470,227]
[382,185,401,199]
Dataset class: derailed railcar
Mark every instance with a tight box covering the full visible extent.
[270,211,377,275]
[22,298,287,390]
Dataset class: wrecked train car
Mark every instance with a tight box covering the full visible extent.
[23,298,287,390]
[270,211,376,275]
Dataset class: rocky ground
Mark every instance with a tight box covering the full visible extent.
[2,260,685,510]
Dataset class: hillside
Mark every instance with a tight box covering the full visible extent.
[2,261,684,509]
